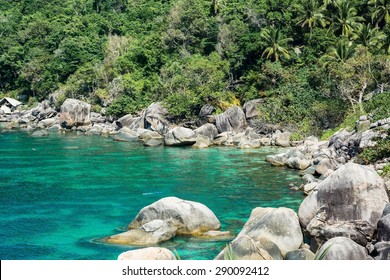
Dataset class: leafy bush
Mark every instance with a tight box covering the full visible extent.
[364,91,390,122]
[356,132,390,164]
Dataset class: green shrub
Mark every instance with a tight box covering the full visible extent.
[382,164,390,177]
[364,91,390,122]
[106,95,138,118]
[320,109,362,140]
[356,132,390,164]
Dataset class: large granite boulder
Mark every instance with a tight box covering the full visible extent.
[215,235,281,260]
[234,207,303,257]
[194,123,219,140]
[164,127,197,146]
[106,220,176,245]
[215,106,247,133]
[118,247,176,260]
[60,98,91,128]
[128,197,221,236]
[116,114,134,128]
[315,237,371,260]
[300,163,389,248]
[129,102,169,135]
[266,153,287,167]
[273,131,291,147]
[286,151,311,170]
[314,158,338,176]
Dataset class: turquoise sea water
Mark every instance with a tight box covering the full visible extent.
[0,131,304,260]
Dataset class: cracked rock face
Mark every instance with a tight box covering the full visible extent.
[215,106,247,133]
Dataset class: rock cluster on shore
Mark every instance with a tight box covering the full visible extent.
[0,97,300,151]
[1,97,389,260]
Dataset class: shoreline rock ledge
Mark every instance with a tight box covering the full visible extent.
[105,197,229,246]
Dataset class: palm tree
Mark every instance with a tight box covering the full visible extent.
[331,1,364,37]
[369,0,390,26]
[295,0,328,37]
[320,39,356,68]
[352,23,386,51]
[260,27,293,61]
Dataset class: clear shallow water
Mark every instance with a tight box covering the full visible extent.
[0,131,304,260]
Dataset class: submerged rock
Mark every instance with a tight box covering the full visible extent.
[118,247,177,260]
[106,220,176,245]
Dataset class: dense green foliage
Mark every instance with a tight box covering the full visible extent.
[1,0,389,130]
[356,129,390,164]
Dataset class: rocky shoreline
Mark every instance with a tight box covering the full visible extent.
[1,97,390,260]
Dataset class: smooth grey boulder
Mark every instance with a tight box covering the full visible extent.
[113,128,139,142]
[285,249,315,260]
[118,247,177,260]
[143,138,163,147]
[106,220,176,245]
[266,153,287,167]
[215,106,247,133]
[259,137,272,146]
[214,235,281,260]
[286,152,311,170]
[143,102,169,134]
[129,102,169,135]
[31,130,48,137]
[243,99,262,119]
[315,158,337,175]
[237,137,261,149]
[128,197,221,236]
[90,112,106,124]
[194,123,218,140]
[139,130,163,141]
[164,127,197,146]
[303,163,389,247]
[273,131,291,147]
[298,188,319,228]
[315,237,371,260]
[116,114,134,128]
[60,99,91,128]
[193,134,212,148]
[235,207,303,256]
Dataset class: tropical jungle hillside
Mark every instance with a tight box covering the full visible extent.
[0,0,389,138]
